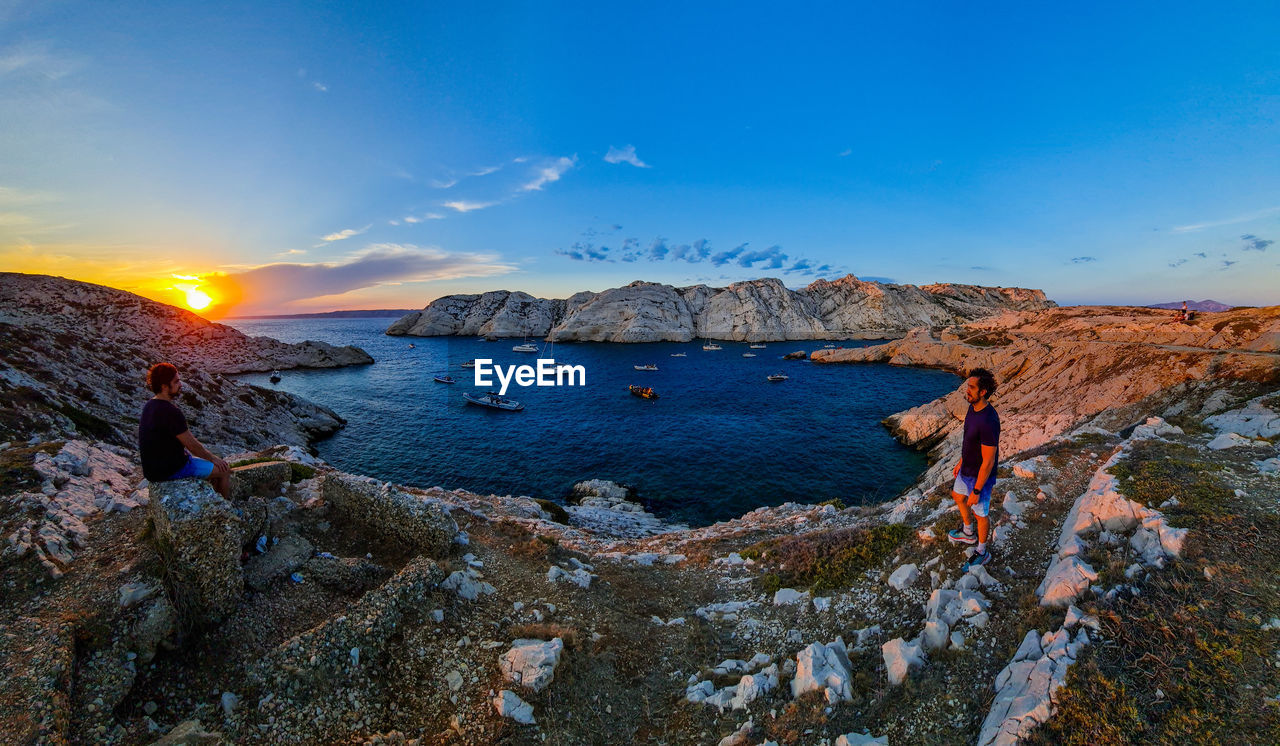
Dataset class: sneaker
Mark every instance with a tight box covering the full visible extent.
[962,548,992,571]
[947,527,978,545]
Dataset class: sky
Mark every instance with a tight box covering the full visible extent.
[1,1,1278,316]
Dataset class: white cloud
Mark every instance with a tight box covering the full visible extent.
[839,148,852,157]
[443,200,498,213]
[403,212,445,224]
[431,177,459,189]
[312,81,328,92]
[521,155,577,191]
[320,224,371,242]
[1173,206,1280,233]
[604,145,650,168]
[0,40,80,79]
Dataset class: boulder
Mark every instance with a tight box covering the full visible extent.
[731,664,779,709]
[499,638,564,692]
[1036,555,1098,607]
[773,588,811,605]
[882,637,926,686]
[1207,432,1253,450]
[149,719,226,745]
[147,479,244,623]
[791,639,855,702]
[321,474,457,555]
[887,563,919,591]
[836,733,888,746]
[493,690,536,725]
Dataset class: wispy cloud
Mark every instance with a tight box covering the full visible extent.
[522,155,576,191]
[402,213,445,224]
[604,145,650,168]
[1221,260,1238,269]
[1168,258,1187,268]
[472,164,502,176]
[320,225,371,242]
[442,200,497,213]
[206,244,518,312]
[430,177,459,189]
[838,148,852,157]
[1172,206,1280,233]
[0,40,81,80]
[1070,256,1097,264]
[312,81,328,92]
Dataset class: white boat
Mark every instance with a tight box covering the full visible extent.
[823,343,836,348]
[634,364,658,371]
[702,343,722,351]
[461,360,477,368]
[463,391,525,411]
[767,373,788,382]
[670,352,687,357]
[749,343,766,349]
[269,370,281,383]
[433,375,456,384]
[513,343,539,353]
[407,343,415,348]
[742,353,756,357]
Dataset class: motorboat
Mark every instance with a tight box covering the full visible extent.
[461,360,477,368]
[407,343,415,348]
[702,343,722,351]
[628,385,659,400]
[513,343,539,353]
[749,343,766,349]
[433,375,456,384]
[634,364,658,371]
[767,373,788,382]
[464,391,525,411]
[269,370,281,383]
[823,343,836,348]
[670,352,687,357]
[742,353,756,357]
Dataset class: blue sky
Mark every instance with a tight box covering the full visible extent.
[1,1,1278,314]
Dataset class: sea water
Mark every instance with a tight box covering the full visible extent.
[226,317,958,526]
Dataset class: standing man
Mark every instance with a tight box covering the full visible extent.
[947,367,1000,570]
[138,362,231,498]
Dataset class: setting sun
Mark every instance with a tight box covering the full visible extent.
[184,288,212,310]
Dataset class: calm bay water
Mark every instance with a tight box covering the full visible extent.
[225,317,958,526]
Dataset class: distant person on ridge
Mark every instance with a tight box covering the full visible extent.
[946,367,1000,570]
[138,362,231,498]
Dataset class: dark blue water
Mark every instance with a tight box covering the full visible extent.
[225,318,957,526]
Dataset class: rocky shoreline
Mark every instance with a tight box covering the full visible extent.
[1,275,1277,745]
[386,275,1055,343]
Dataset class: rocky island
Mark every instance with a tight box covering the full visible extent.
[385,275,1055,342]
[1,273,1277,745]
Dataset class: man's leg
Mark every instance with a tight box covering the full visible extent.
[975,514,989,547]
[209,472,230,499]
[952,490,974,525]
[948,490,978,544]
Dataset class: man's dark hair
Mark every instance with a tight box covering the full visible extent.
[969,367,997,399]
[147,363,178,393]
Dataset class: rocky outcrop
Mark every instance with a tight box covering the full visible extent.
[146,479,245,624]
[0,273,365,449]
[812,305,1280,492]
[321,473,459,555]
[386,274,1055,342]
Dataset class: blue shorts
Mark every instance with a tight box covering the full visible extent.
[169,454,214,480]
[953,474,993,518]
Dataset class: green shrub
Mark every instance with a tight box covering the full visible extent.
[747,523,911,592]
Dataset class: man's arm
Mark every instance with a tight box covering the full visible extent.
[968,444,997,504]
[177,431,230,476]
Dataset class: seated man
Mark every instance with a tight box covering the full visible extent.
[138,362,231,498]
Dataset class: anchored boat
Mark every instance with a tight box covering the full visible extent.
[433,375,456,384]
[463,391,525,411]
[628,385,659,399]
[634,364,658,371]
[702,343,722,351]
[767,373,789,382]
[269,370,281,383]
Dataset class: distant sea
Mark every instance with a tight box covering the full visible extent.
[225,317,958,526]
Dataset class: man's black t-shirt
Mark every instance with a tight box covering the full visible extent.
[960,403,1000,477]
[138,398,189,482]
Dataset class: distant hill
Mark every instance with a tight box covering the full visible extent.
[229,309,418,319]
[1148,300,1234,312]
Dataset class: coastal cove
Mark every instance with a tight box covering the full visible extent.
[227,317,959,525]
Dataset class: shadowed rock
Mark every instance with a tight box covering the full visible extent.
[147,479,244,624]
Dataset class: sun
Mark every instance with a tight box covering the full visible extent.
[184,288,212,310]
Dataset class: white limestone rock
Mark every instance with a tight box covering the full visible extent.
[791,638,855,702]
[836,733,889,746]
[731,664,779,709]
[499,638,564,692]
[493,690,536,725]
[881,637,926,686]
[773,588,811,606]
[887,563,919,591]
[1207,432,1253,450]
[1036,555,1098,608]
[442,568,497,601]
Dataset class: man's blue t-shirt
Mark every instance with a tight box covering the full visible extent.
[960,403,1000,477]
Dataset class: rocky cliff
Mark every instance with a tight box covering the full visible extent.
[386,274,1056,342]
[0,273,373,450]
